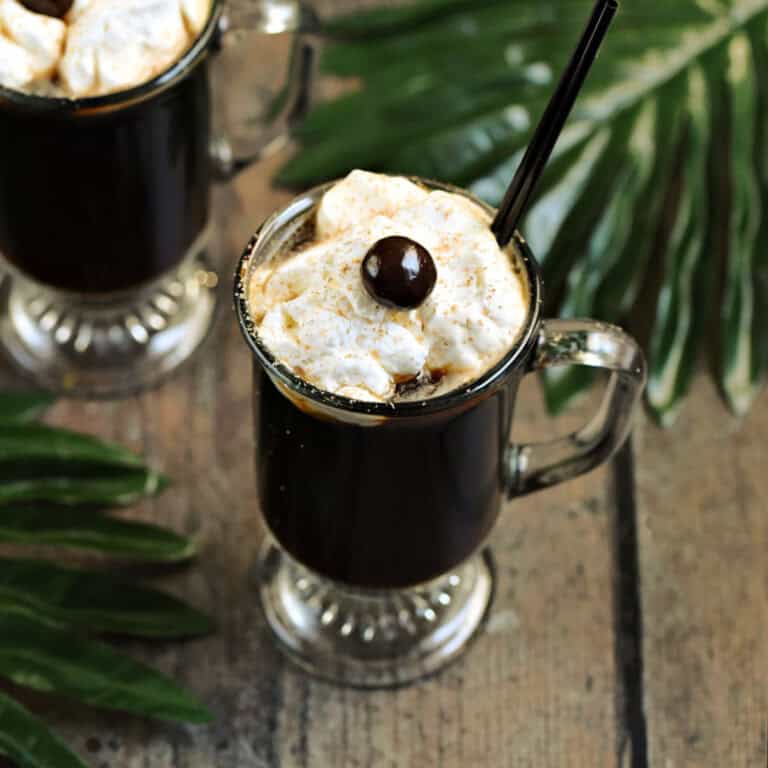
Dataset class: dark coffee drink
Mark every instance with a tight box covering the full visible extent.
[237,175,645,687]
[243,171,533,588]
[254,364,519,588]
[1,0,315,397]
[0,0,214,294]
[0,68,210,293]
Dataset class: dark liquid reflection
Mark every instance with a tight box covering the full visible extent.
[0,66,210,293]
[255,366,520,589]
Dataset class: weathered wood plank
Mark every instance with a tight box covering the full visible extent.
[635,375,768,767]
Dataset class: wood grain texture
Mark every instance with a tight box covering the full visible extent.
[634,376,768,768]
[0,156,622,767]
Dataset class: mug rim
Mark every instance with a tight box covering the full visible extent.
[234,176,544,419]
[0,0,222,115]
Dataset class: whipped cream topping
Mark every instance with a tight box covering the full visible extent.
[0,0,65,91]
[0,0,209,97]
[248,171,530,403]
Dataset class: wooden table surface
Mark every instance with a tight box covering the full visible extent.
[2,5,767,765]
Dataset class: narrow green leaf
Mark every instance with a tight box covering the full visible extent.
[750,18,768,384]
[562,100,659,316]
[0,558,211,638]
[0,469,168,507]
[0,607,211,723]
[279,95,543,188]
[573,2,765,125]
[0,393,56,425]
[523,126,613,275]
[544,100,659,413]
[0,409,166,506]
[390,102,542,185]
[647,66,714,425]
[295,68,541,168]
[323,0,503,39]
[594,78,687,320]
[0,507,194,561]
[322,3,564,80]
[469,121,595,206]
[0,425,143,469]
[719,36,763,414]
[0,690,87,768]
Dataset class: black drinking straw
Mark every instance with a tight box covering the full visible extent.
[491,0,619,247]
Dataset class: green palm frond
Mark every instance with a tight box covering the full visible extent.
[280,0,768,422]
[0,393,212,768]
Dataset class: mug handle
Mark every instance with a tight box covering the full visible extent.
[209,1,317,179]
[506,319,646,497]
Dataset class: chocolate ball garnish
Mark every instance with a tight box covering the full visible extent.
[361,236,437,309]
[19,0,73,18]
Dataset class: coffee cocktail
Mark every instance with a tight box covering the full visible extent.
[0,0,211,98]
[246,170,531,588]
[0,0,212,293]
[0,0,306,395]
[235,171,645,686]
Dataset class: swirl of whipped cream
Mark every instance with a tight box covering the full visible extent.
[249,171,530,403]
[0,0,209,97]
[0,0,65,90]
[59,0,209,97]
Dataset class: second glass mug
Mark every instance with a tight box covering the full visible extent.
[0,0,312,396]
[235,178,647,688]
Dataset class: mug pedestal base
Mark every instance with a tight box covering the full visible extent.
[0,251,216,398]
[258,542,494,688]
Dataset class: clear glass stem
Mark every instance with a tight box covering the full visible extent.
[0,243,217,397]
[258,541,495,688]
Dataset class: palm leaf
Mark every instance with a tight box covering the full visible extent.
[0,393,55,425]
[0,606,211,723]
[0,691,87,768]
[0,558,212,638]
[720,33,764,413]
[647,65,714,425]
[280,0,768,421]
[323,0,502,38]
[0,393,213,766]
[0,506,196,562]
[545,99,659,413]
[0,469,168,507]
[0,424,145,469]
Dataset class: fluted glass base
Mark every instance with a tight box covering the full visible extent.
[258,542,494,688]
[0,249,217,397]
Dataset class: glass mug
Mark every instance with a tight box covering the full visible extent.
[0,0,312,396]
[234,179,646,687]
